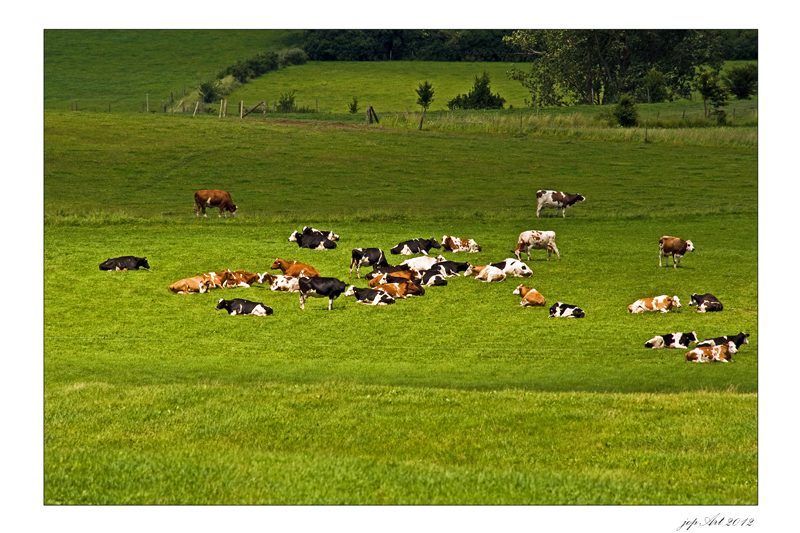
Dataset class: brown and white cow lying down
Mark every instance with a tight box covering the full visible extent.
[464,264,506,282]
[270,258,320,278]
[536,190,585,218]
[512,285,546,307]
[367,271,417,287]
[685,341,737,363]
[225,270,261,288]
[168,271,235,294]
[258,272,300,292]
[659,236,694,268]
[441,235,482,253]
[627,295,681,313]
[376,280,425,299]
[512,230,561,261]
[194,189,237,218]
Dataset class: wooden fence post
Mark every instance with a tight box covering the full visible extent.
[193,102,199,117]
[219,100,223,118]
[366,106,372,124]
[240,101,243,119]
[644,119,648,143]
[146,94,149,112]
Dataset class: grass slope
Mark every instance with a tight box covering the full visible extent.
[44,110,757,504]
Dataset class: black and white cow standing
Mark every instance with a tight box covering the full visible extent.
[689,293,724,313]
[390,237,441,256]
[215,298,273,316]
[697,332,750,349]
[549,302,585,318]
[536,190,586,218]
[350,248,389,278]
[645,331,698,349]
[298,277,348,310]
[344,286,396,305]
[289,231,337,250]
[99,256,150,271]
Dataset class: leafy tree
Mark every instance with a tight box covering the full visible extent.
[722,63,758,100]
[197,78,222,103]
[695,70,729,120]
[348,96,359,114]
[415,81,435,111]
[639,69,669,103]
[447,72,506,110]
[613,94,639,127]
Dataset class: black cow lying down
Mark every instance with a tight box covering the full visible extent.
[697,332,750,349]
[689,293,723,313]
[645,331,698,349]
[390,238,441,256]
[215,298,273,316]
[99,256,150,271]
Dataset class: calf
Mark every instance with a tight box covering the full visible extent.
[464,264,506,283]
[259,272,300,292]
[549,302,585,318]
[441,235,482,253]
[645,331,698,349]
[512,285,546,307]
[350,248,389,278]
[697,332,750,349]
[512,230,561,261]
[270,258,320,277]
[400,255,446,273]
[536,190,585,218]
[298,277,348,310]
[344,286,396,305]
[628,295,681,313]
[390,237,441,256]
[194,189,237,217]
[689,293,723,313]
[99,256,150,271]
[289,231,337,250]
[378,280,425,299]
[491,258,533,277]
[659,236,694,268]
[215,298,272,316]
[685,342,736,363]
[419,270,448,287]
[225,270,261,288]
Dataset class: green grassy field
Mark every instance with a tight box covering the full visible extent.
[44,109,757,504]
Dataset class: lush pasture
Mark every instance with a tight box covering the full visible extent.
[44,109,757,504]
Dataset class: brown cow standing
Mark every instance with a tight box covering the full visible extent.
[194,190,237,218]
[270,258,320,278]
[659,236,694,268]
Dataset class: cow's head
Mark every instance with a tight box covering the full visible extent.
[401,281,425,297]
[270,258,283,270]
[288,231,299,242]
[512,285,525,296]
[429,238,441,249]
[685,240,695,252]
[215,298,228,310]
[689,293,700,306]
[726,341,738,355]
[688,331,699,344]
[574,194,586,204]
[671,296,682,308]
[137,257,150,269]
[229,205,238,217]
[344,285,357,297]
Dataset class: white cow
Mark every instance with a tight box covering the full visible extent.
[400,255,446,273]
[512,230,561,261]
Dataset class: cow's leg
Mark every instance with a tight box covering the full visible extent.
[299,293,306,310]
[561,206,566,218]
[349,259,356,279]
[673,254,679,268]
[536,204,542,218]
[550,242,561,260]
[328,297,333,311]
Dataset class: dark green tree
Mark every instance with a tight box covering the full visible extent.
[722,63,758,100]
[613,94,639,127]
[695,70,729,120]
[639,69,669,103]
[447,72,506,110]
[197,78,222,103]
[415,81,435,111]
[348,96,359,114]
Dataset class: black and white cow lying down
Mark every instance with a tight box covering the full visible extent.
[689,293,723,313]
[298,277,348,310]
[390,237,441,256]
[99,256,150,271]
[350,248,389,278]
[645,331,698,349]
[215,298,273,316]
[549,302,585,318]
[289,230,337,250]
[419,270,447,286]
[344,286,396,305]
[427,261,471,277]
[696,332,750,349]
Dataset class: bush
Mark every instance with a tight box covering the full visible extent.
[348,96,359,114]
[613,94,639,127]
[219,51,279,83]
[722,63,758,100]
[639,69,669,103]
[447,72,505,110]
[277,90,297,112]
[197,78,222,103]
[278,48,308,67]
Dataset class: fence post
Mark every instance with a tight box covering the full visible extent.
[219,100,223,118]
[193,102,199,117]
[146,94,149,112]
[240,101,243,119]
[644,119,648,143]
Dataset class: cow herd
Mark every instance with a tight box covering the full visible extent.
[96,188,750,363]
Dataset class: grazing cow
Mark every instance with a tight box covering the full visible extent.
[99,256,150,271]
[300,226,339,241]
[549,302,585,318]
[491,258,533,277]
[344,286,396,306]
[419,270,448,287]
[659,236,694,268]
[215,298,273,316]
[512,230,561,261]
[536,190,585,218]
[685,342,736,363]
[645,331,699,349]
[512,285,546,307]
[298,277,348,310]
[400,255,446,273]
[270,258,320,278]
[390,238,441,256]
[194,189,237,217]
[627,295,681,313]
[377,280,425,299]
[464,264,506,283]
[350,248,389,279]
[289,231,337,250]
[259,272,300,292]
[689,293,723,313]
[225,270,261,288]
[365,264,412,280]
[440,235,482,253]
[697,332,750,349]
